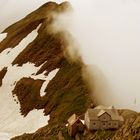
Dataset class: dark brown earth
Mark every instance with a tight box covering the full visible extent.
[0,67,7,86]
[0,1,91,139]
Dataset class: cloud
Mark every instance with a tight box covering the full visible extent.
[0,0,140,112]
[69,0,140,111]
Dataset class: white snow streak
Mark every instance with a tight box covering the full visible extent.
[0,26,39,69]
[0,25,59,138]
[0,33,7,42]
[39,69,59,97]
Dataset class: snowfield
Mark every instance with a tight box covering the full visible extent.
[0,26,59,138]
[0,132,10,140]
[0,33,7,42]
[39,68,59,97]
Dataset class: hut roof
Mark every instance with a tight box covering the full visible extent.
[68,114,84,126]
[68,114,77,125]
[86,105,124,121]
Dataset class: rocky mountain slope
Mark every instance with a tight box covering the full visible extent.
[0,1,139,140]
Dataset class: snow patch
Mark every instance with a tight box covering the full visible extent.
[39,69,60,97]
[0,24,52,137]
[0,25,39,69]
[0,33,7,42]
[0,132,10,140]
[0,63,50,137]
[81,120,85,125]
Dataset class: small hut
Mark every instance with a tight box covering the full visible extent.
[85,105,124,130]
[67,114,84,137]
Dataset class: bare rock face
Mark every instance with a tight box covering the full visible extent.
[112,112,140,140]
[58,131,65,140]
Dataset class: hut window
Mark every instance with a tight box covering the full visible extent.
[103,123,105,125]
[93,123,96,125]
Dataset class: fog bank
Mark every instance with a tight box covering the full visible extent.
[69,0,140,111]
[52,0,140,112]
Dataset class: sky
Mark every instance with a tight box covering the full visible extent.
[0,0,140,113]
[69,0,140,111]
